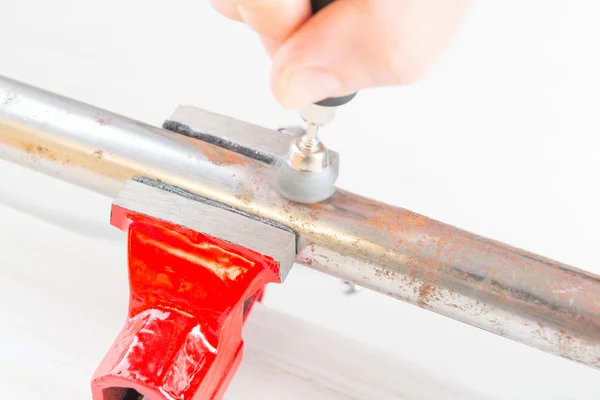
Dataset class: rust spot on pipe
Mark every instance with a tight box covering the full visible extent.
[184,136,253,167]
[417,282,444,308]
[23,143,59,162]
[368,209,432,234]
[96,115,113,126]
[0,120,139,182]
[234,193,251,206]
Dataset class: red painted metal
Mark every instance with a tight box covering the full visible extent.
[91,205,281,400]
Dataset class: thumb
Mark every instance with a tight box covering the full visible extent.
[271,0,468,108]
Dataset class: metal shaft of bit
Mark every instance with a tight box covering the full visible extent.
[299,122,321,153]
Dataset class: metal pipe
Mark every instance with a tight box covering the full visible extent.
[1,75,599,368]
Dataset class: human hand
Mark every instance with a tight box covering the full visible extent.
[210,0,468,108]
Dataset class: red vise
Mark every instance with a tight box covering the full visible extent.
[91,205,281,400]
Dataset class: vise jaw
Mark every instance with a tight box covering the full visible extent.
[91,178,296,400]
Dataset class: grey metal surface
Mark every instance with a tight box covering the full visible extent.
[169,105,293,160]
[115,179,296,280]
[275,162,338,203]
[1,75,600,369]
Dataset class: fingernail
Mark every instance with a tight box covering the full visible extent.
[280,68,344,108]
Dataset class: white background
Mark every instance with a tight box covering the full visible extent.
[1,0,599,399]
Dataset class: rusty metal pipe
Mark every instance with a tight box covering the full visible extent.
[1,75,599,369]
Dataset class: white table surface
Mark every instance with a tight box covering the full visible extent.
[1,1,600,398]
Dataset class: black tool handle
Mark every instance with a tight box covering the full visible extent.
[311,0,338,13]
[310,0,357,107]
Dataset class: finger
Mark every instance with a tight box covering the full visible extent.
[231,0,312,42]
[271,0,469,108]
[260,35,282,57]
[208,0,242,21]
